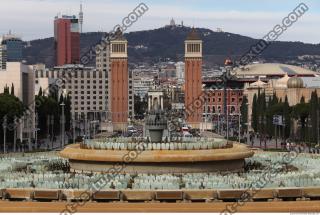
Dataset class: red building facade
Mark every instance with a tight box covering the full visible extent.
[54,15,80,66]
[203,89,244,115]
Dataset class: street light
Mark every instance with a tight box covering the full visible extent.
[13,116,17,153]
[35,113,38,150]
[60,102,65,149]
[2,116,7,154]
[50,115,54,150]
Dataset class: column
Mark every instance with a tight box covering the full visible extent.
[160,95,164,110]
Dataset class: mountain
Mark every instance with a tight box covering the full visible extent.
[22,26,320,67]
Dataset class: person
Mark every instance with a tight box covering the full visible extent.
[286,142,290,151]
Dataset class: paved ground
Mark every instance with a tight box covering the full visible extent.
[0,201,319,212]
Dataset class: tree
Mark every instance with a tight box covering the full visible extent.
[3,85,9,94]
[10,83,14,96]
[292,101,309,142]
[251,94,258,132]
[283,96,291,139]
[134,95,148,118]
[240,95,248,131]
[0,93,25,147]
[38,87,43,97]
[310,91,319,144]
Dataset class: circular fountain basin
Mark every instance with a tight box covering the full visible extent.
[60,142,254,173]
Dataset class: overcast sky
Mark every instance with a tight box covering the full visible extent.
[0,0,319,44]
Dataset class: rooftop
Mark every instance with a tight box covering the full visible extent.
[186,28,201,40]
[235,63,317,77]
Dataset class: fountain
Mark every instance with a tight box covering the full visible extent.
[60,88,254,173]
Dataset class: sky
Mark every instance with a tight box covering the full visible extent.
[0,0,319,44]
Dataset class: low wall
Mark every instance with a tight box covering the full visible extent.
[1,187,320,202]
[69,159,246,174]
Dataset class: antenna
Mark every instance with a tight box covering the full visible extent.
[79,2,84,33]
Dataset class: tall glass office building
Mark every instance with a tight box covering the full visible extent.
[0,33,23,70]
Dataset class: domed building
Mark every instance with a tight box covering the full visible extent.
[287,76,304,88]
[242,63,320,131]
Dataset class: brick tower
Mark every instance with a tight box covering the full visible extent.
[184,28,203,129]
[110,28,128,131]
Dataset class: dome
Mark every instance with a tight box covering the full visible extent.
[287,76,304,88]
[186,28,201,40]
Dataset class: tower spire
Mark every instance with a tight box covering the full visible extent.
[79,2,84,33]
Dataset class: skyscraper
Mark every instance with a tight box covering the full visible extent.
[54,15,80,66]
[0,32,23,70]
[184,28,203,128]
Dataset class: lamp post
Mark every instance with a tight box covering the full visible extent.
[60,103,65,149]
[35,113,38,150]
[50,115,54,150]
[13,116,17,153]
[2,116,7,154]
[28,116,32,151]
[72,114,75,144]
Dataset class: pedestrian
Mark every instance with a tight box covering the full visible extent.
[286,142,290,151]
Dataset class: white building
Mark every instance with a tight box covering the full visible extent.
[34,64,108,121]
[175,61,185,83]
[133,76,154,100]
[0,62,35,142]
